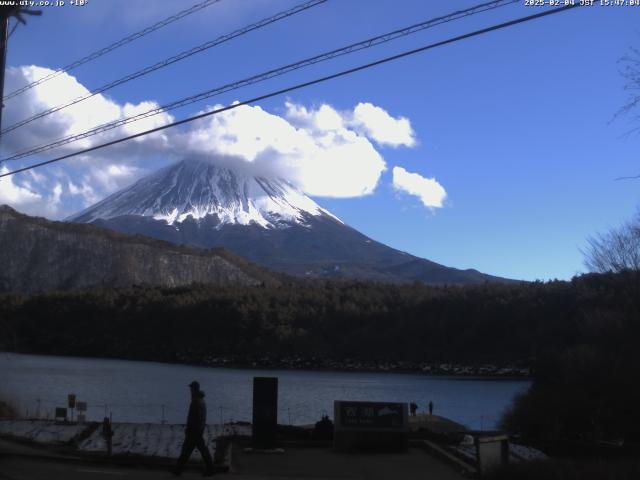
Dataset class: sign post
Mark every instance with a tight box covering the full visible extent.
[76,401,87,424]
[252,377,278,450]
[102,417,113,457]
[67,393,76,423]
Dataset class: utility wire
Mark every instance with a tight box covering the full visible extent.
[0,4,580,180]
[2,0,224,102]
[1,0,517,164]
[0,0,327,137]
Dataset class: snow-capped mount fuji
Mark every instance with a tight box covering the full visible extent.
[71,159,340,229]
[70,159,509,285]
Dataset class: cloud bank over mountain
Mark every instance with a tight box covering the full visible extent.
[1,65,444,217]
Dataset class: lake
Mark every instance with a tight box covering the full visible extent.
[0,353,530,430]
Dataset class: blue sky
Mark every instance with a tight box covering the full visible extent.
[1,0,638,281]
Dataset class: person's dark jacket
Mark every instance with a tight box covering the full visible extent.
[186,390,207,436]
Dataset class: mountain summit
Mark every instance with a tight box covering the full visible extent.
[70,159,340,228]
[70,159,509,284]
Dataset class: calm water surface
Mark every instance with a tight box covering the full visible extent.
[0,353,530,430]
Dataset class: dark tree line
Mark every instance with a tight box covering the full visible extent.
[0,278,593,364]
[0,273,636,366]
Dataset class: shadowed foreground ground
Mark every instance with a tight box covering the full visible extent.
[232,446,464,480]
[0,436,464,480]
[0,449,464,480]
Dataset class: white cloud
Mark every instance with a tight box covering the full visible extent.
[1,65,429,217]
[51,182,63,207]
[3,65,174,155]
[0,166,62,217]
[0,66,175,214]
[350,102,416,148]
[392,166,447,209]
[0,166,41,205]
[27,169,46,184]
[175,102,387,198]
[285,101,416,148]
[68,179,96,203]
[91,163,144,193]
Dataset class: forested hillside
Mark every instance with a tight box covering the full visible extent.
[1,272,637,369]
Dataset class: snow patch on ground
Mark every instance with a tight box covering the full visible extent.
[509,443,547,461]
[0,420,251,462]
[452,442,547,464]
[79,423,250,460]
[0,419,87,444]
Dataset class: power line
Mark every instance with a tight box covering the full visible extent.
[1,0,224,102]
[0,4,580,180]
[1,0,518,164]
[0,0,327,137]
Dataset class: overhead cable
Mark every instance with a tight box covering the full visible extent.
[0,3,581,180]
[0,0,328,136]
[2,0,225,101]
[1,0,517,164]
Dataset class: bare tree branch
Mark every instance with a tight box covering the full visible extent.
[583,211,640,273]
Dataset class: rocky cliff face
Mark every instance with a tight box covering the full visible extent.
[0,205,271,293]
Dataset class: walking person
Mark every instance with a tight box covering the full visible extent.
[173,381,214,476]
[428,400,434,416]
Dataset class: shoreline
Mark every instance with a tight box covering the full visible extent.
[1,351,532,380]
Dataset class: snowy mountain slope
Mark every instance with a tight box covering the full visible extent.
[70,159,340,228]
[70,159,511,285]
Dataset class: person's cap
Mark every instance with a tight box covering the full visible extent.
[188,381,200,390]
